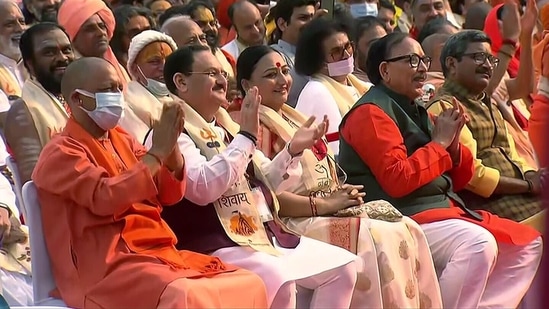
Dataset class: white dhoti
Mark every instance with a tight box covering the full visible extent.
[421,219,542,308]
[1,268,33,306]
[212,236,359,309]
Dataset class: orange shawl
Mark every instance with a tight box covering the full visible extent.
[65,118,228,274]
[58,0,130,87]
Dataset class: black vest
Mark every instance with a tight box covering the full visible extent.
[338,84,479,219]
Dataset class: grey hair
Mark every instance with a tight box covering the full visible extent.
[440,30,491,77]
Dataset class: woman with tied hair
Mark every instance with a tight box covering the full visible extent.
[232,44,443,308]
[294,18,371,156]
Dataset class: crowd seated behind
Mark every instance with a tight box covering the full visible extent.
[0,0,547,307]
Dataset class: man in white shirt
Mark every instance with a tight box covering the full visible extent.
[222,0,266,61]
[145,45,360,309]
[0,1,27,102]
[4,22,74,184]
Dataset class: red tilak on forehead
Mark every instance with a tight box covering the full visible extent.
[275,62,281,68]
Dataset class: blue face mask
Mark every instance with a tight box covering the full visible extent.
[349,2,378,18]
[76,89,125,130]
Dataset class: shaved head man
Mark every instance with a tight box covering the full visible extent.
[463,2,492,30]
[230,0,265,47]
[62,57,123,137]
[161,15,208,47]
[422,33,451,72]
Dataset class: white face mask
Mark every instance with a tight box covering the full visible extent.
[76,89,125,130]
[326,56,354,77]
[138,66,170,97]
[349,2,378,18]
[145,78,170,97]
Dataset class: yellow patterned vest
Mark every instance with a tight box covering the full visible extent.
[434,82,542,221]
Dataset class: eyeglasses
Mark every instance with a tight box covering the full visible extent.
[189,70,229,79]
[462,52,499,67]
[385,53,432,69]
[330,42,354,61]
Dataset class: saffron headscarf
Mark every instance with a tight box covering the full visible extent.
[484,4,522,77]
[58,0,130,87]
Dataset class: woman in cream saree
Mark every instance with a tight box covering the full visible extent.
[230,45,443,308]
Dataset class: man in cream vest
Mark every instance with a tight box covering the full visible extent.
[145,45,360,309]
[0,1,28,109]
[5,23,74,183]
[122,30,177,143]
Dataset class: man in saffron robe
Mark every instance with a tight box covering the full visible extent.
[5,23,74,184]
[338,32,542,308]
[31,57,268,308]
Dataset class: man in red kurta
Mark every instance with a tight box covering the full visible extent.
[31,57,268,308]
[338,32,542,309]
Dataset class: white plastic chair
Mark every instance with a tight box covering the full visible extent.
[6,156,27,221]
[22,182,69,308]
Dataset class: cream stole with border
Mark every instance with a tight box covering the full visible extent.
[258,105,339,196]
[183,103,285,256]
[311,73,371,117]
[22,79,69,146]
[214,108,300,239]
[0,64,22,97]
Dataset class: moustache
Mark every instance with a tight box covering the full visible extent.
[213,83,225,91]
[51,61,70,72]
[475,68,492,77]
[413,73,427,82]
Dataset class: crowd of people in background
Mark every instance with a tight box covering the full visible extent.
[0,0,547,307]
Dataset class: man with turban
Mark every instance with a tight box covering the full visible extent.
[57,0,131,87]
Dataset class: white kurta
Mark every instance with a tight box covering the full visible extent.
[296,81,365,155]
[144,124,359,307]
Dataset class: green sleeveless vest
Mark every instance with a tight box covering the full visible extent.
[338,84,467,217]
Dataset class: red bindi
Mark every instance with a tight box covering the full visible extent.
[275,62,281,68]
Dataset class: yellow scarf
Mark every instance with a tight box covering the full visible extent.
[22,79,69,146]
[0,64,21,97]
[312,73,370,116]
[183,103,284,256]
[258,105,338,196]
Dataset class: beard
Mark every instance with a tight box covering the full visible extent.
[0,36,21,60]
[37,4,60,22]
[205,30,219,51]
[35,67,62,95]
